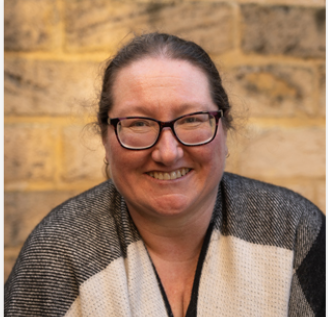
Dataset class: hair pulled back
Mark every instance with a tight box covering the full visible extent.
[98,32,233,139]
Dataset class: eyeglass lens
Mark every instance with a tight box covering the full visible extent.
[117,113,217,150]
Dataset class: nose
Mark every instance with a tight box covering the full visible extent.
[151,127,183,166]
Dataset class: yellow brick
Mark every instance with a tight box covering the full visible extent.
[4,57,101,116]
[316,180,326,213]
[225,64,316,117]
[184,0,325,5]
[241,4,325,58]
[318,64,325,117]
[237,126,325,178]
[4,0,62,51]
[62,125,106,181]
[4,191,78,248]
[4,124,57,181]
[65,1,234,54]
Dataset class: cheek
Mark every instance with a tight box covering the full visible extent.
[214,123,227,157]
[104,132,124,178]
[198,133,227,176]
[105,144,133,194]
[103,130,114,159]
[105,129,123,163]
[105,133,147,180]
[107,144,127,175]
[197,130,226,162]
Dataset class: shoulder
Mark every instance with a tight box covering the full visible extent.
[5,180,139,288]
[218,173,325,315]
[5,180,139,315]
[20,179,139,256]
[47,178,118,221]
[25,180,120,244]
[221,172,323,217]
[218,172,324,250]
[223,172,308,200]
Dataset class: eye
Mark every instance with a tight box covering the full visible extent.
[131,120,150,127]
[179,115,206,126]
[184,117,200,123]
[119,118,158,134]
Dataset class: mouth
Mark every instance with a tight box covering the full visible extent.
[147,168,191,180]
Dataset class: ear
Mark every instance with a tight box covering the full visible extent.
[102,144,111,179]
[219,119,228,151]
[102,133,110,161]
[225,146,230,158]
[103,143,110,163]
[103,156,111,179]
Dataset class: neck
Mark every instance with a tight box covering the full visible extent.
[127,200,214,263]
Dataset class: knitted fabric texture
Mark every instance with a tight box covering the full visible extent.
[4,172,325,317]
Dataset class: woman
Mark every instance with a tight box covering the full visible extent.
[5,33,325,317]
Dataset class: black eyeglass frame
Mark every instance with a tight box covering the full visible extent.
[107,110,223,150]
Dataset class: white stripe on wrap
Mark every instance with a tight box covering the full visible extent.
[64,240,167,317]
[125,240,168,316]
[64,256,132,317]
[198,230,294,317]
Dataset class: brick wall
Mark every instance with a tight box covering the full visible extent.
[4,0,325,282]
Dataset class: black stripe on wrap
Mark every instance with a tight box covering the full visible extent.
[296,213,326,317]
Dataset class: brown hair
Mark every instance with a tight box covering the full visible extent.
[98,32,233,139]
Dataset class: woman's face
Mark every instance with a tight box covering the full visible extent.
[104,57,227,222]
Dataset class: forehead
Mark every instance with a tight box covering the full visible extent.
[117,56,207,78]
[110,57,215,117]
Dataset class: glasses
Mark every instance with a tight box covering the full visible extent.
[108,110,223,150]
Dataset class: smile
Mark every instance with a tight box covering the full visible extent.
[147,168,190,180]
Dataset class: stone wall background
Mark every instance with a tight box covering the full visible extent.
[4,0,325,282]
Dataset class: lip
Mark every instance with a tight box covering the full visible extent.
[145,168,192,181]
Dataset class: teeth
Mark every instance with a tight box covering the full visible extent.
[148,168,190,180]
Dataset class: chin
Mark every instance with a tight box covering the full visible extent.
[150,195,193,216]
